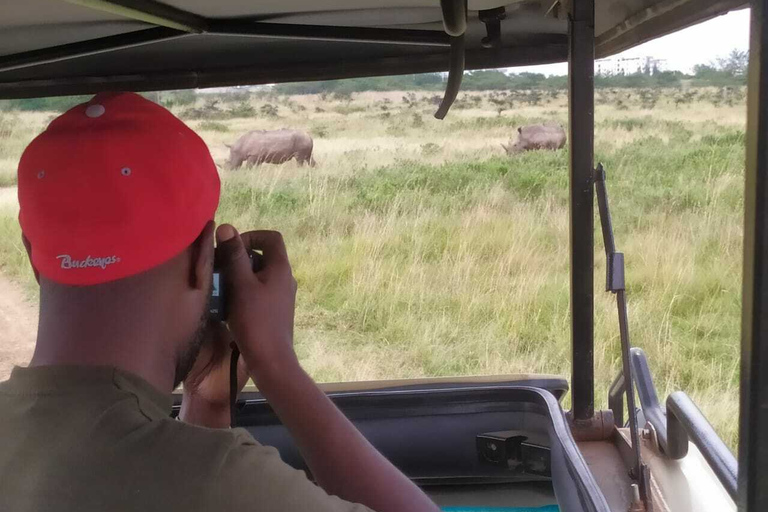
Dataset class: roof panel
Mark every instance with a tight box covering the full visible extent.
[0,0,748,98]
[156,0,518,18]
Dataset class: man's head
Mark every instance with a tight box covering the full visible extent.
[18,92,220,388]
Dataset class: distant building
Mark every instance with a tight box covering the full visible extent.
[596,56,666,76]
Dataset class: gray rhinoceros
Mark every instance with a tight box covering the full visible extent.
[225,129,315,169]
[502,124,567,155]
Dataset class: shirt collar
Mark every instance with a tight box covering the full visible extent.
[3,365,173,419]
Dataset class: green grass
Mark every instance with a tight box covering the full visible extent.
[0,89,746,450]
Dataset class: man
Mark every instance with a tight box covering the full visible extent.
[0,92,439,512]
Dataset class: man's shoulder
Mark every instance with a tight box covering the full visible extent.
[136,421,340,510]
[121,421,288,495]
[140,418,270,462]
[154,422,371,512]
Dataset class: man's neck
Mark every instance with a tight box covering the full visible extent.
[31,317,176,394]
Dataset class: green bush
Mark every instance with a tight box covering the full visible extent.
[0,96,90,113]
[198,121,230,132]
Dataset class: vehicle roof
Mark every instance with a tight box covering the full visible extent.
[0,0,747,98]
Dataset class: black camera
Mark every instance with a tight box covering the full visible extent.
[209,249,264,322]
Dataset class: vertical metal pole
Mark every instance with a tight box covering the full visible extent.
[739,3,768,510]
[568,0,595,421]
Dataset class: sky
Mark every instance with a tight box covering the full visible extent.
[510,7,751,76]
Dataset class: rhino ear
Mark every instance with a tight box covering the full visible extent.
[517,127,522,134]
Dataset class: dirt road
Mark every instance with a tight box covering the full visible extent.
[0,274,37,380]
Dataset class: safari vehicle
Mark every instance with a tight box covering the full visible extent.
[1,0,765,511]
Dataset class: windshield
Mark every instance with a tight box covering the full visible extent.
[0,70,745,452]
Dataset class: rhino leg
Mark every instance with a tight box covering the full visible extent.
[245,155,263,167]
[296,149,315,166]
[300,157,317,167]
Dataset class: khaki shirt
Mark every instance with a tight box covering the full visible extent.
[0,366,371,512]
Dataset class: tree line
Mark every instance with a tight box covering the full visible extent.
[274,49,748,95]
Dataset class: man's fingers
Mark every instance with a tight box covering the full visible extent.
[239,230,290,269]
[215,224,254,282]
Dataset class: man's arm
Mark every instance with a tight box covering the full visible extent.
[216,224,440,512]
[180,322,249,429]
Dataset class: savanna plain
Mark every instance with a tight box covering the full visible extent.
[0,87,746,451]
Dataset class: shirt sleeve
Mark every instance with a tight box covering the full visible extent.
[214,429,376,512]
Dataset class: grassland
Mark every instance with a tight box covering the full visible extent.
[0,88,746,450]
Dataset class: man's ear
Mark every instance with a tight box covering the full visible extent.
[190,221,215,291]
[21,234,40,284]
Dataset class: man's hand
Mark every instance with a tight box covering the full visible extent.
[214,225,299,383]
[179,321,249,428]
[214,224,439,512]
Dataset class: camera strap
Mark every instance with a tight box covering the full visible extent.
[229,346,240,428]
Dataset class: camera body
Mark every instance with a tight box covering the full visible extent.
[209,249,264,322]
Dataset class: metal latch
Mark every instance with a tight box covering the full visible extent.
[476,431,551,477]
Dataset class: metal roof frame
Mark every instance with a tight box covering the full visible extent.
[739,1,768,509]
[0,0,747,99]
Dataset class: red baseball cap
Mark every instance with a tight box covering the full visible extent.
[18,92,220,285]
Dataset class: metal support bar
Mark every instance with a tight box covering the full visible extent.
[568,0,596,422]
[479,7,507,49]
[0,28,186,74]
[608,372,625,427]
[207,21,450,47]
[433,0,467,119]
[440,0,467,37]
[616,289,641,479]
[610,347,737,500]
[739,0,768,510]
[595,164,621,290]
[667,392,738,501]
[630,348,678,457]
[595,165,642,482]
[434,35,465,119]
[65,0,207,33]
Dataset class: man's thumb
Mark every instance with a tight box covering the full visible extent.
[216,224,251,282]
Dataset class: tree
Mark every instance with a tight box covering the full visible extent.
[714,49,749,77]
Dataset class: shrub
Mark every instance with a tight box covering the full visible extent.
[160,90,197,108]
[525,90,543,106]
[259,104,279,118]
[638,89,660,110]
[198,121,229,132]
[179,99,225,120]
[0,96,89,113]
[673,91,697,107]
[229,102,257,118]
[333,91,354,103]
[312,124,329,138]
[0,116,13,138]
[420,142,440,156]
